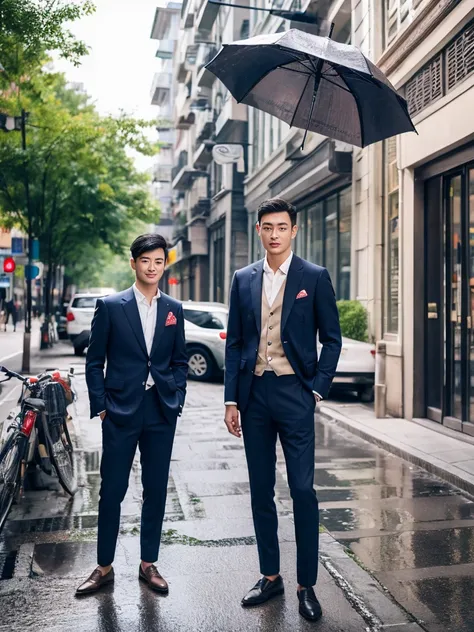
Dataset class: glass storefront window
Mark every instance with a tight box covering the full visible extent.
[305,188,351,300]
[385,138,400,333]
[339,187,352,300]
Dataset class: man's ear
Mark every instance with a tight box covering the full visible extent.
[130,257,136,270]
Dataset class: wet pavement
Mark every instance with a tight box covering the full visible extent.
[0,340,470,630]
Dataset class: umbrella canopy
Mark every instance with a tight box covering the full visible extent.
[206,29,416,148]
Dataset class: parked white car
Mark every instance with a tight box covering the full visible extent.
[183,301,228,381]
[66,289,115,356]
[322,336,375,402]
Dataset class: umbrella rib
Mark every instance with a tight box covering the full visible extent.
[320,75,352,93]
[289,73,311,130]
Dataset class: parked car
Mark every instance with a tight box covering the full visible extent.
[66,290,115,356]
[183,302,228,381]
[56,302,69,340]
[324,336,375,402]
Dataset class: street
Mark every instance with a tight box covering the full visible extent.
[1,337,473,631]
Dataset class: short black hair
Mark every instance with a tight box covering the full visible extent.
[130,233,168,262]
[257,198,297,227]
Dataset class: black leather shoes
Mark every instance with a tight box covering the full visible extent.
[241,576,284,607]
[298,587,322,621]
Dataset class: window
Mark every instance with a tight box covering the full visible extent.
[305,187,352,299]
[384,138,399,333]
[183,309,227,329]
[384,0,421,48]
[252,108,258,172]
[212,223,225,302]
[404,20,474,117]
[71,296,102,309]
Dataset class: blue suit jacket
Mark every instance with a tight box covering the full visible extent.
[224,255,342,411]
[85,287,188,425]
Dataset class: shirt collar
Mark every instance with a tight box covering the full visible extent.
[263,251,293,276]
[133,283,160,305]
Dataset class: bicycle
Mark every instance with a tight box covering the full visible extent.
[0,366,78,534]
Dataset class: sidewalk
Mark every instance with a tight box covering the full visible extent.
[0,345,423,632]
[319,400,474,496]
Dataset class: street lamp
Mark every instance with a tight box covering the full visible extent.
[0,109,34,371]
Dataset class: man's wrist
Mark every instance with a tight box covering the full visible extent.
[225,401,238,406]
[312,391,323,402]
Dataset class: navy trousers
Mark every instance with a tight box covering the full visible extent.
[97,386,176,567]
[241,372,319,587]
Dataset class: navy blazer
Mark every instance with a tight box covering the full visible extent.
[86,287,188,425]
[224,255,342,411]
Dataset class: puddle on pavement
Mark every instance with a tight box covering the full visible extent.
[314,416,474,632]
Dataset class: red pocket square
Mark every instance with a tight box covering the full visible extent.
[165,311,177,326]
[296,289,308,299]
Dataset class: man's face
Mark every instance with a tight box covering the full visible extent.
[130,248,166,286]
[257,211,298,256]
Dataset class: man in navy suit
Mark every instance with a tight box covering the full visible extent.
[224,198,341,621]
[76,234,188,596]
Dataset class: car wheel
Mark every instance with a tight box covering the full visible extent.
[187,347,214,381]
[358,386,374,403]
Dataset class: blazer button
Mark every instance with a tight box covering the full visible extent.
[142,381,146,386]
[148,361,151,367]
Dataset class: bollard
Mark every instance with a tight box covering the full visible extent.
[374,341,387,418]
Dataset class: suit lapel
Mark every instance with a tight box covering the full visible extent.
[121,287,148,357]
[250,260,264,336]
[281,255,304,333]
[150,295,170,358]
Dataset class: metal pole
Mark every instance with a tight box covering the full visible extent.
[21,109,32,373]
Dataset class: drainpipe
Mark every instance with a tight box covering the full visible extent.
[374,341,386,418]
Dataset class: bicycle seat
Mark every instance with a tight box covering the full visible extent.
[24,397,46,410]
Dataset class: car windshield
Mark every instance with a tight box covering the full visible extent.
[183,309,228,330]
[71,296,102,309]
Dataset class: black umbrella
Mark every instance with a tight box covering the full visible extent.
[206,29,416,148]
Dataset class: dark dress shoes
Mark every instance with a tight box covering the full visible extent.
[139,564,169,594]
[241,576,284,607]
[298,587,323,621]
[75,567,114,596]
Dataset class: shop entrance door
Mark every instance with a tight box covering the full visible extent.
[425,165,474,431]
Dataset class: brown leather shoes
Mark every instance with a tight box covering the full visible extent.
[139,564,169,594]
[75,567,114,596]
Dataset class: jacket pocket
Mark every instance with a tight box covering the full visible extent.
[104,378,124,390]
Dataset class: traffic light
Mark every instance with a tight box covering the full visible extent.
[3,257,15,273]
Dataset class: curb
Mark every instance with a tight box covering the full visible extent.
[318,406,474,499]
[318,532,424,632]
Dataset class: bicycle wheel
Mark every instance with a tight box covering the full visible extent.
[0,433,24,534]
[43,415,77,496]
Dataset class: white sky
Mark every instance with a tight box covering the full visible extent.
[54,0,166,171]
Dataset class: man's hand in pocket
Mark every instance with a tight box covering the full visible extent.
[99,411,106,421]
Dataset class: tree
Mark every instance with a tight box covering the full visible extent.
[0,70,159,315]
[0,0,95,70]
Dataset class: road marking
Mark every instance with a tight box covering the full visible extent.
[0,384,21,407]
[0,350,22,363]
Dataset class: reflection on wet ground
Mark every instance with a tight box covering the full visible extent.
[312,416,474,632]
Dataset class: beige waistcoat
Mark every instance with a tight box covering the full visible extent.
[254,280,295,376]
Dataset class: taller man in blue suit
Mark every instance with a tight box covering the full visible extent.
[224,199,341,622]
[76,234,188,596]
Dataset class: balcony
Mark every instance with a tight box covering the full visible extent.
[193,141,214,169]
[157,128,175,146]
[150,72,171,106]
[176,111,195,130]
[196,45,218,88]
[153,165,172,183]
[195,0,220,35]
[215,96,248,144]
[150,4,181,40]
[195,108,215,143]
[191,85,212,111]
[180,0,195,30]
[155,39,174,60]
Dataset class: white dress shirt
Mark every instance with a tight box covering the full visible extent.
[132,283,160,389]
[263,251,293,306]
[225,252,322,405]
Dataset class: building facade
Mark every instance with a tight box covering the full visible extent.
[363,0,474,430]
[151,0,250,303]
